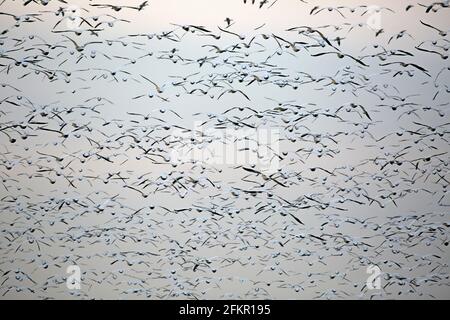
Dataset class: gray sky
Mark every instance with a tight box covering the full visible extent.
[0,0,449,299]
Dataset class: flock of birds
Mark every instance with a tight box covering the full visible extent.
[0,0,449,299]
